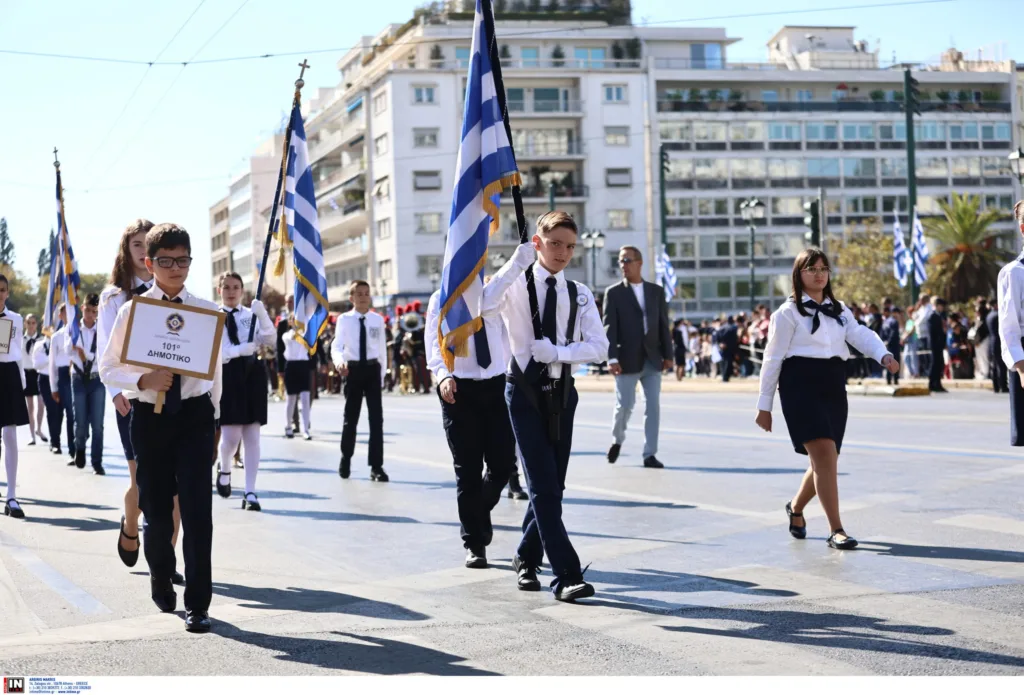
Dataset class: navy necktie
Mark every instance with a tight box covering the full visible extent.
[359,316,367,362]
[163,296,183,413]
[542,276,558,345]
[802,299,844,334]
[132,284,148,295]
[225,308,240,346]
[474,322,491,368]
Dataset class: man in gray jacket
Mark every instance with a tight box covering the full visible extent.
[603,246,673,468]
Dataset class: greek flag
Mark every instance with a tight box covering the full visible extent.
[437,0,521,371]
[55,168,81,345]
[282,103,329,354]
[892,215,908,288]
[42,232,62,336]
[655,245,677,301]
[912,209,929,285]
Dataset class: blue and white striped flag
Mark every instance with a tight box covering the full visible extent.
[54,168,81,345]
[437,0,521,371]
[282,103,329,354]
[42,232,62,336]
[892,215,909,288]
[655,245,677,301]
[912,209,929,285]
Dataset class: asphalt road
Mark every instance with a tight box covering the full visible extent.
[1,386,1023,676]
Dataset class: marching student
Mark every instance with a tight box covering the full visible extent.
[22,314,46,445]
[0,274,30,519]
[998,200,1024,444]
[99,223,221,633]
[48,304,76,464]
[68,293,106,475]
[215,272,276,510]
[280,316,313,441]
[332,280,388,482]
[484,212,609,602]
[32,328,62,454]
[426,277,519,568]
[755,248,897,550]
[486,275,528,501]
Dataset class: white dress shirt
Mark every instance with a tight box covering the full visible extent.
[98,285,223,419]
[67,322,100,376]
[220,304,277,362]
[757,294,892,412]
[281,330,311,362]
[426,289,508,382]
[98,277,153,399]
[48,325,72,385]
[998,255,1024,370]
[485,246,609,379]
[22,333,41,371]
[0,308,26,389]
[331,309,387,385]
[32,338,50,376]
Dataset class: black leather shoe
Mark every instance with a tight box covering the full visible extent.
[51,446,62,455]
[370,466,389,483]
[215,472,231,499]
[512,555,541,591]
[242,493,261,512]
[643,456,664,469]
[4,499,25,520]
[465,546,487,569]
[827,529,859,550]
[785,502,807,540]
[185,610,211,633]
[507,473,528,500]
[150,577,177,613]
[607,443,621,464]
[172,571,185,586]
[93,463,105,476]
[339,457,351,479]
[554,579,596,603]
[117,515,139,567]
[75,450,86,469]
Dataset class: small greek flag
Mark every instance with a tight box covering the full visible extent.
[892,215,909,288]
[912,209,928,285]
[54,168,81,345]
[655,245,677,301]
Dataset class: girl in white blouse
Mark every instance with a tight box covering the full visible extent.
[755,248,897,550]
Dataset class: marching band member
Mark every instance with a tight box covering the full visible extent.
[0,274,30,519]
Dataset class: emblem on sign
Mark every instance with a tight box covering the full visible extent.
[166,313,185,335]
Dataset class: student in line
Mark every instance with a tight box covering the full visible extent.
[48,304,76,465]
[0,274,30,519]
[21,314,46,445]
[68,293,106,474]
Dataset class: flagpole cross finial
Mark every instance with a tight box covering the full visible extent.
[53,147,60,169]
[296,60,310,89]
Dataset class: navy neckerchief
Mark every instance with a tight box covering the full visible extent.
[802,298,845,334]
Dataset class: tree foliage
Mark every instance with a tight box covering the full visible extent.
[829,219,906,309]
[0,218,14,267]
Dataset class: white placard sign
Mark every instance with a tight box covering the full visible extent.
[120,297,225,380]
[0,317,12,356]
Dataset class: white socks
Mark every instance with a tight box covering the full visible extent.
[286,393,311,434]
[3,426,18,500]
[219,423,263,496]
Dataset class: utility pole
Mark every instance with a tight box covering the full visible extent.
[659,144,668,246]
[904,67,921,304]
[548,181,555,212]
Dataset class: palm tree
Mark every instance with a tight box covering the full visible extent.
[922,192,1010,302]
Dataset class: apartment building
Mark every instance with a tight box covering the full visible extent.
[209,195,230,298]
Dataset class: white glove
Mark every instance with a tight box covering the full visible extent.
[530,339,558,365]
[237,343,256,357]
[511,242,536,269]
[250,299,273,330]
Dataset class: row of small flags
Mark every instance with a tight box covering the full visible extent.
[892,212,929,288]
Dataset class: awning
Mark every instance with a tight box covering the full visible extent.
[345,97,363,113]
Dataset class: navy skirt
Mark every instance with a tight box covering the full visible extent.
[23,369,40,396]
[117,406,135,460]
[0,362,30,427]
[284,360,312,395]
[1010,339,1024,446]
[220,355,269,425]
[778,356,848,455]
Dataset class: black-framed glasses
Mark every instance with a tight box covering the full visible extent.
[153,256,193,269]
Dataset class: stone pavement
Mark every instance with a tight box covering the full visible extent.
[1,388,1023,676]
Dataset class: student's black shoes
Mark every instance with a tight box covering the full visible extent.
[50,446,61,455]
[554,579,595,603]
[827,529,858,550]
[172,571,185,586]
[512,555,541,591]
[242,493,261,512]
[4,499,25,520]
[339,457,351,479]
[507,473,528,500]
[786,501,807,540]
[117,515,139,567]
[93,462,105,476]
[607,443,621,464]
[74,450,86,469]
[185,610,211,633]
[216,472,231,499]
[370,466,389,483]
[642,456,664,469]
[465,546,487,569]
[151,577,177,613]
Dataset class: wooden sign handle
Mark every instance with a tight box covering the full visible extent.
[155,391,165,414]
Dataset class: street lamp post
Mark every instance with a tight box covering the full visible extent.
[581,230,605,290]
[739,197,766,313]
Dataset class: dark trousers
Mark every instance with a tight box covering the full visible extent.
[38,374,62,445]
[505,379,582,586]
[720,350,734,382]
[72,373,105,464]
[55,367,76,457]
[341,361,383,468]
[131,396,215,613]
[928,349,944,390]
[439,376,516,549]
[885,353,901,385]
[992,352,1009,393]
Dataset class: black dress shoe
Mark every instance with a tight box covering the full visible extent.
[117,515,140,567]
[554,579,596,603]
[507,473,528,500]
[215,472,231,499]
[75,450,86,469]
[339,457,351,479]
[512,555,541,591]
[643,456,664,469]
[4,499,25,520]
[827,529,859,550]
[93,463,105,476]
[242,493,261,512]
[785,501,807,540]
[51,446,62,455]
[607,443,621,464]
[370,466,389,482]
[150,577,177,613]
[185,610,211,633]
[465,546,487,569]
[172,571,185,586]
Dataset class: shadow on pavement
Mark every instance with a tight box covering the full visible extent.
[262,509,421,524]
[564,498,695,510]
[212,582,430,621]
[19,498,117,512]
[859,541,1024,563]
[260,467,335,475]
[662,466,841,476]
[434,521,693,546]
[588,568,799,600]
[25,516,120,532]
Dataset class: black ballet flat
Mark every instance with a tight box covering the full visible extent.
[242,493,261,512]
[827,529,859,550]
[117,514,140,568]
[785,501,807,540]
[4,499,25,520]
[216,472,231,499]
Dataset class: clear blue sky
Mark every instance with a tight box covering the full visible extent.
[0,0,1017,298]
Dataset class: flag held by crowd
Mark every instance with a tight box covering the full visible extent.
[279,103,329,354]
[54,166,81,344]
[912,209,928,285]
[892,215,909,288]
[42,232,62,336]
[437,0,521,371]
[656,245,677,301]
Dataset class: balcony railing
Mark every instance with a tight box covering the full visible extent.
[411,58,642,72]
[507,99,584,115]
[308,129,344,163]
[653,57,935,71]
[323,236,368,266]
[319,201,367,229]
[501,184,588,199]
[656,99,1012,114]
[514,140,585,158]
[314,159,365,195]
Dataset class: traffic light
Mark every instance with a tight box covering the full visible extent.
[660,146,670,175]
[803,200,820,247]
[904,68,922,116]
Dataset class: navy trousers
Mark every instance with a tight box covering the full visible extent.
[38,374,62,446]
[55,367,76,457]
[505,379,582,587]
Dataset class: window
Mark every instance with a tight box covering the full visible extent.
[697,198,729,216]
[666,158,694,181]
[533,87,563,112]
[373,176,390,202]
[694,158,728,180]
[668,236,696,258]
[521,47,539,67]
[413,128,439,148]
[415,212,443,234]
[604,84,627,103]
[796,89,813,102]
[374,133,388,157]
[768,159,802,179]
[575,47,606,68]
[806,158,840,177]
[881,158,908,177]
[455,47,470,68]
[952,157,981,176]
[372,91,387,116]
[417,255,443,276]
[608,209,632,229]
[983,194,1014,210]
[413,170,443,190]
[772,234,805,258]
[982,156,1011,177]
[728,122,765,142]
[831,90,847,102]
[915,122,946,142]
[660,123,692,141]
[879,123,906,141]
[666,198,694,216]
[699,236,731,258]
[842,123,875,141]
[950,123,979,141]
[605,168,632,187]
[882,195,909,213]
[507,87,525,112]
[376,217,392,239]
[694,122,727,142]
[842,158,876,177]
[771,197,803,215]
[605,126,629,146]
[761,90,779,103]
[845,196,879,214]
[806,122,839,141]
[377,259,392,280]
[916,156,948,177]
[731,158,767,180]
[768,123,800,141]
[700,276,732,299]
[917,194,949,215]
[689,43,723,69]
[982,123,1012,141]
[413,85,436,104]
